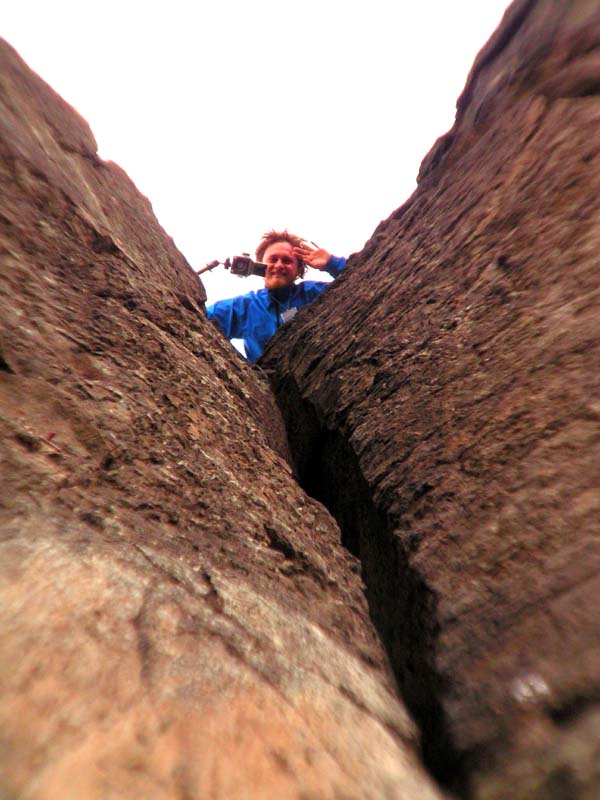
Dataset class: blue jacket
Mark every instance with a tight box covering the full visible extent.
[206,255,346,362]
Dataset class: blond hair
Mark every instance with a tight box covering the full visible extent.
[255,229,306,278]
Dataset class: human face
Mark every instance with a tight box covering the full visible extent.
[263,241,300,290]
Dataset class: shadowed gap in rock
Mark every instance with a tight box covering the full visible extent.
[0,352,13,373]
[270,372,469,796]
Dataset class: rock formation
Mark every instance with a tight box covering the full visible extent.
[0,39,442,800]
[263,1,600,798]
[2,0,600,798]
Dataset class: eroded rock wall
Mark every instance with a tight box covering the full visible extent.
[0,40,443,800]
[264,2,600,797]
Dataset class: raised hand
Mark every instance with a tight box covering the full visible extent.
[294,241,331,271]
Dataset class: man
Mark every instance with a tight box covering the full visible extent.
[206,230,346,362]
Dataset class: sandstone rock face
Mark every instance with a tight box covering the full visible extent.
[0,41,443,800]
[264,2,600,798]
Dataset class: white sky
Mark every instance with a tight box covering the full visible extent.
[4,0,510,304]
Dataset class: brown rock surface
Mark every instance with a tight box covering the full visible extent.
[264,2,600,798]
[0,41,444,800]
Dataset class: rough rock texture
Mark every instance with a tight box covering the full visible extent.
[264,2,600,798]
[0,41,444,800]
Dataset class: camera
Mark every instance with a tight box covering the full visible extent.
[197,253,266,278]
[227,254,266,278]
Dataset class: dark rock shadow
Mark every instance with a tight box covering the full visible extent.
[270,373,469,796]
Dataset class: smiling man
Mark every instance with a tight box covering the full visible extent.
[206,230,346,362]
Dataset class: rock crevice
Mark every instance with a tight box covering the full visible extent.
[268,372,467,793]
[3,0,600,796]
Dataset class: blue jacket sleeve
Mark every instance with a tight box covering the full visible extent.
[206,295,248,340]
[324,255,347,277]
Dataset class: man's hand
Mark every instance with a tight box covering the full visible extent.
[294,242,331,271]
